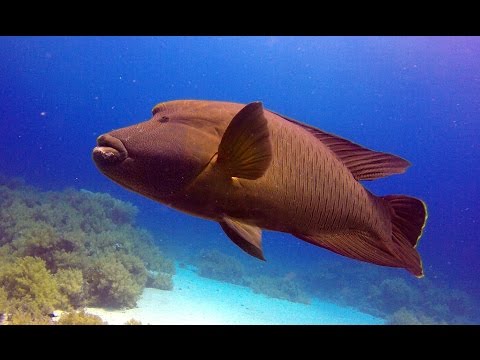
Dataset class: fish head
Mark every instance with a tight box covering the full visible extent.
[92,100,232,201]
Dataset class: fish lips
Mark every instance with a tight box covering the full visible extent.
[93,134,129,166]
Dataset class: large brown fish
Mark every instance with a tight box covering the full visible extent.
[92,100,428,277]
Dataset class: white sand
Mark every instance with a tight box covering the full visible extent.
[86,266,384,325]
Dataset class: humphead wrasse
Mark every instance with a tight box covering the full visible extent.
[93,100,428,277]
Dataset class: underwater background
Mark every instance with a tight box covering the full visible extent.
[0,36,479,324]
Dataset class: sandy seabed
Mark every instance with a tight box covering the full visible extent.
[86,265,384,325]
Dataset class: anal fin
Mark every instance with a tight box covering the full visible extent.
[220,217,265,260]
[295,230,406,270]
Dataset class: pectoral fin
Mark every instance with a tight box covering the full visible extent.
[220,217,265,260]
[217,102,272,180]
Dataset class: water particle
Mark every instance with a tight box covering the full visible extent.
[40,111,47,116]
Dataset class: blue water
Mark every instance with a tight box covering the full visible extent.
[1,36,479,323]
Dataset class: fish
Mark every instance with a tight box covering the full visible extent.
[92,100,428,277]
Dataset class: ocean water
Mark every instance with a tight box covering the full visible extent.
[0,36,479,324]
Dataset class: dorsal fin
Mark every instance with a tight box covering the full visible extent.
[271,111,410,181]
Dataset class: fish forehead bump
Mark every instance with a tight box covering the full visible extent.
[152,99,243,117]
[150,100,249,137]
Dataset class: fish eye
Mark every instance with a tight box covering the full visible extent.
[158,116,169,123]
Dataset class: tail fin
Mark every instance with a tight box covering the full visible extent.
[383,195,428,277]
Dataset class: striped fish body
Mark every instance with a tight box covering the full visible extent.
[93,100,427,277]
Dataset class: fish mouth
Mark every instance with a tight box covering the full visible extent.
[92,134,128,165]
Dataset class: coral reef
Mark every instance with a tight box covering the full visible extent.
[0,256,62,323]
[125,318,142,325]
[130,231,175,274]
[386,307,443,325]
[57,310,106,325]
[0,287,8,315]
[85,255,143,308]
[0,175,175,323]
[367,278,418,314]
[191,248,311,304]
[247,275,311,304]
[147,272,174,290]
[55,268,86,309]
[194,249,246,285]
[300,259,479,324]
